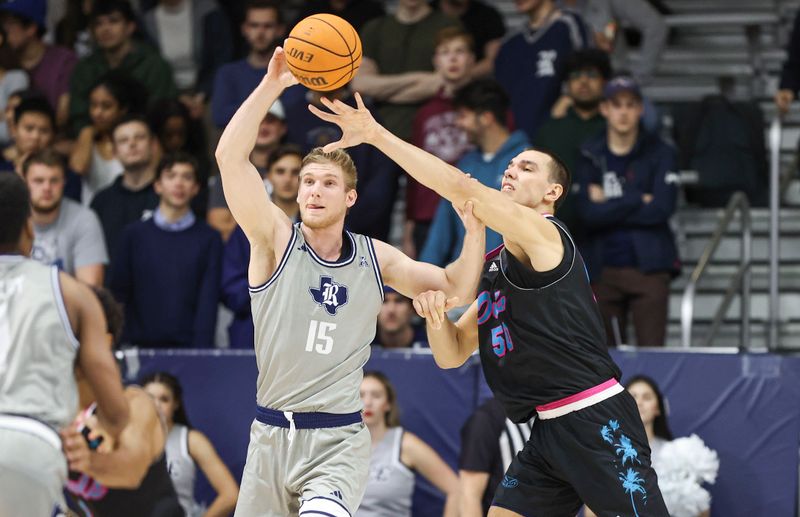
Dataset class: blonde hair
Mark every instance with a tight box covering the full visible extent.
[301,147,357,191]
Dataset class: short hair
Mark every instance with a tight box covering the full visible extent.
[91,286,124,346]
[563,48,612,82]
[90,71,147,115]
[435,26,475,53]
[452,79,509,128]
[529,147,571,212]
[301,147,357,190]
[112,113,152,140]
[156,151,200,184]
[244,0,283,25]
[21,148,66,177]
[0,173,31,248]
[363,371,400,428]
[267,144,304,172]
[89,0,136,23]
[14,95,55,127]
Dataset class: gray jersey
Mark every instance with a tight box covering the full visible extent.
[166,424,197,516]
[357,427,414,517]
[249,224,383,413]
[0,255,79,428]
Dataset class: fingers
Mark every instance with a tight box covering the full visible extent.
[322,140,345,153]
[354,92,366,110]
[413,291,452,330]
[308,104,337,123]
[444,296,460,311]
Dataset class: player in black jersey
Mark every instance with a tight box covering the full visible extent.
[311,94,668,516]
[60,287,184,517]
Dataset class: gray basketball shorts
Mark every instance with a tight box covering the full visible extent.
[233,418,370,517]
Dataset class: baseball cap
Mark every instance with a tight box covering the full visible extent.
[603,76,642,100]
[0,0,46,30]
[266,99,285,121]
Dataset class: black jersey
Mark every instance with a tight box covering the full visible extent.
[477,216,621,423]
[66,454,184,517]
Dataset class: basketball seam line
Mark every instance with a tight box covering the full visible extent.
[308,15,356,58]
[284,50,362,74]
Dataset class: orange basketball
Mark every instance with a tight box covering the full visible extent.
[284,14,362,92]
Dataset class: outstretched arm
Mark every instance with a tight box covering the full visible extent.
[215,46,297,286]
[374,201,485,303]
[310,95,562,270]
[413,291,479,369]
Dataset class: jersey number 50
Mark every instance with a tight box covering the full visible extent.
[306,320,336,355]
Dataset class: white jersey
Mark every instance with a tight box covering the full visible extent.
[0,255,79,428]
[249,224,383,413]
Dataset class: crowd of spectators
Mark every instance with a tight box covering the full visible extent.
[5,0,775,349]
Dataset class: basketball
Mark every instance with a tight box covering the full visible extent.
[284,14,362,92]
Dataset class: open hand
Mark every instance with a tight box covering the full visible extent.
[267,46,299,89]
[308,92,380,152]
[413,290,459,330]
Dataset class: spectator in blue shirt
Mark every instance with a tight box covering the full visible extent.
[420,79,529,267]
[494,0,588,142]
[575,76,679,347]
[110,151,222,348]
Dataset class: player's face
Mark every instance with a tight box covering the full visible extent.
[155,162,199,210]
[627,381,660,427]
[567,68,605,108]
[267,154,301,204]
[600,92,643,136]
[242,8,282,54]
[502,150,562,211]
[113,121,153,170]
[91,12,135,51]
[89,85,125,134]
[360,377,391,426]
[297,163,356,229]
[144,382,179,425]
[255,115,286,149]
[15,112,53,154]
[378,292,413,335]
[433,38,475,83]
[25,163,65,214]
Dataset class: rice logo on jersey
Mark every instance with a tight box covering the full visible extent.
[310,276,349,315]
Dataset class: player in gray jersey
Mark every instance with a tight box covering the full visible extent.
[0,173,129,516]
[215,47,486,517]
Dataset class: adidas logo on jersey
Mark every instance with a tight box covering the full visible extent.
[489,262,499,272]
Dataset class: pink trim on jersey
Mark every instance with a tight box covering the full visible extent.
[536,378,619,412]
[484,244,505,261]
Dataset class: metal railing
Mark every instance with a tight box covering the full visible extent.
[680,192,752,349]
[768,117,781,350]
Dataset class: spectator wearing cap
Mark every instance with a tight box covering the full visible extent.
[575,76,679,347]
[68,0,177,135]
[141,0,233,119]
[207,98,286,241]
[535,48,610,240]
[110,151,222,348]
[372,287,428,349]
[221,144,303,349]
[0,0,77,129]
[494,0,589,142]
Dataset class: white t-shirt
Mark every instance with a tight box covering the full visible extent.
[155,0,196,89]
[32,198,109,274]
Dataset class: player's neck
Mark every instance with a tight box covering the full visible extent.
[607,128,638,155]
[300,222,346,261]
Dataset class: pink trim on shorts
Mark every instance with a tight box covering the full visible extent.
[535,379,623,420]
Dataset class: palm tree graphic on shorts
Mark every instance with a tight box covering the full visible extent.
[619,468,647,517]
[614,435,641,465]
[600,419,620,444]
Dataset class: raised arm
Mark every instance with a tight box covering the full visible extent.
[413,291,479,369]
[374,201,485,302]
[214,47,296,286]
[310,95,562,269]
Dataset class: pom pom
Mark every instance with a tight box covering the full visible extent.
[653,435,720,517]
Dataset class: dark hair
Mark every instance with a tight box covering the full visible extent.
[14,95,55,127]
[0,27,21,70]
[540,148,570,212]
[139,371,191,426]
[89,0,137,24]
[90,71,147,116]
[21,148,66,177]
[90,286,124,346]
[0,173,30,250]
[2,12,46,39]
[563,48,612,82]
[363,371,400,428]
[244,0,283,25]
[56,0,91,49]
[625,375,674,441]
[452,79,509,128]
[156,151,200,183]
[266,143,303,172]
[147,98,206,156]
[111,113,152,139]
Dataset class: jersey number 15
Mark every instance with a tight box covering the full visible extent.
[306,320,336,355]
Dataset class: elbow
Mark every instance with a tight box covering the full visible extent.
[433,354,466,370]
